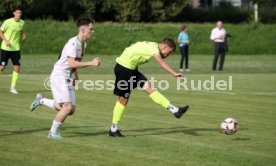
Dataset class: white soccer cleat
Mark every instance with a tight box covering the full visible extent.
[9,87,19,94]
[48,131,63,139]
[30,93,44,112]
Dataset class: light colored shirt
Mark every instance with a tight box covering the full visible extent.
[210,27,226,43]
[178,32,189,47]
[116,41,160,70]
[51,36,85,79]
[0,18,25,51]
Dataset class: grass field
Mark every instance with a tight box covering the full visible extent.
[0,54,276,166]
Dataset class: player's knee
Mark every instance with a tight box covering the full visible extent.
[13,66,20,73]
[143,81,154,94]
[62,103,74,115]
[68,107,75,115]
[119,97,128,106]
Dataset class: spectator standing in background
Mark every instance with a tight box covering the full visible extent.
[210,21,227,71]
[177,24,190,72]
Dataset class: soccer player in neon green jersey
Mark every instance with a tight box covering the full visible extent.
[109,38,189,137]
[0,7,26,94]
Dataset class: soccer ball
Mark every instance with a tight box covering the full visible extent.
[220,118,238,135]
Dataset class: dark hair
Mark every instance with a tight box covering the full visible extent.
[13,6,22,12]
[76,17,93,28]
[181,24,188,31]
[160,38,176,52]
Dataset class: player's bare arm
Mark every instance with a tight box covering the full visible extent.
[0,30,11,46]
[21,31,26,40]
[68,57,101,69]
[153,54,184,78]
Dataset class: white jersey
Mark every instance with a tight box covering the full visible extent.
[51,36,85,79]
[210,27,226,43]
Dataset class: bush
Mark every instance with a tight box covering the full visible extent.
[1,21,271,55]
[259,9,276,23]
[174,5,251,23]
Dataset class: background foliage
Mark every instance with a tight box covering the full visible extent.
[0,0,276,23]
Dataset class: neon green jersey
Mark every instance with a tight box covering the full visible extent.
[0,18,25,51]
[116,41,160,70]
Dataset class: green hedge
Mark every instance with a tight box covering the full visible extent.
[1,20,276,55]
[260,10,276,23]
[174,6,251,23]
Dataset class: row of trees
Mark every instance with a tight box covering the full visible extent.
[0,0,275,23]
[0,0,188,22]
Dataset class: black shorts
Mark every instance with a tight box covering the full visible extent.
[0,49,21,66]
[113,63,147,99]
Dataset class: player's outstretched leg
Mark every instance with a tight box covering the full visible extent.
[149,91,189,118]
[30,93,57,112]
[30,93,44,111]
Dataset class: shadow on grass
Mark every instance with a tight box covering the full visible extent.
[232,137,251,141]
[125,127,248,137]
[57,126,214,138]
[0,126,250,140]
[125,126,218,137]
[17,89,50,94]
[0,125,103,138]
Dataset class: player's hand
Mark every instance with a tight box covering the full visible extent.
[22,33,26,40]
[90,57,101,67]
[174,73,184,79]
[72,79,78,87]
[218,35,225,40]
[5,40,11,46]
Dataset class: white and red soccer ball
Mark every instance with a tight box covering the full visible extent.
[220,118,238,135]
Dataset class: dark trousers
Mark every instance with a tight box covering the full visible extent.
[212,42,226,70]
[179,45,189,69]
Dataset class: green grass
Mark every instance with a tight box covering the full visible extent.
[0,55,276,166]
[10,20,276,55]
[2,54,276,74]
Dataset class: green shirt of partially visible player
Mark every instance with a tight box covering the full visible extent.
[109,38,190,137]
[0,7,26,94]
[0,16,25,51]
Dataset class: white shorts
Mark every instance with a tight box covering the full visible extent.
[50,77,76,105]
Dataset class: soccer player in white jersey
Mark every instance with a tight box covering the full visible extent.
[30,17,101,139]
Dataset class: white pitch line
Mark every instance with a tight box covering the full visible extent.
[187,90,276,95]
[246,92,276,95]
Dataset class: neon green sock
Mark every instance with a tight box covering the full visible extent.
[11,71,19,87]
[112,101,126,125]
[149,91,170,109]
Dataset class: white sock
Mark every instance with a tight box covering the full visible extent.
[111,124,118,132]
[40,98,55,109]
[50,120,62,133]
[167,104,179,113]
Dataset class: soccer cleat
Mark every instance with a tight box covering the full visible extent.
[109,129,124,137]
[47,131,63,139]
[174,105,189,119]
[9,87,18,94]
[30,93,43,112]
